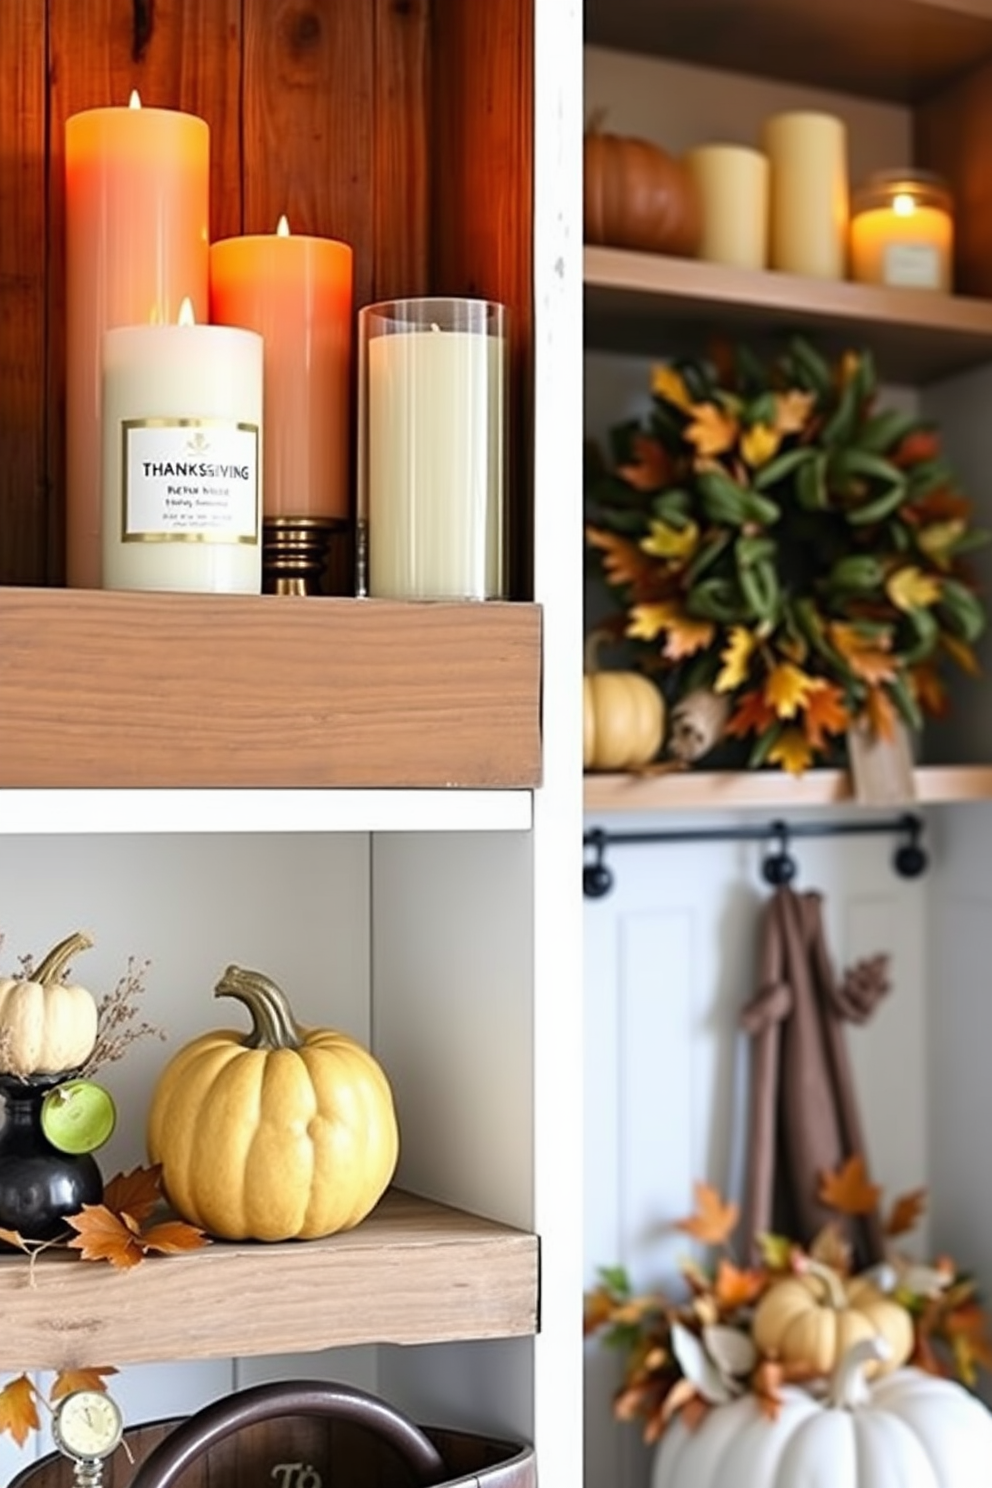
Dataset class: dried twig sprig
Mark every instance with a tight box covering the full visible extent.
[77,957,165,1079]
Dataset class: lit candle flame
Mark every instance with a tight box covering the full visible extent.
[178,297,196,326]
[893,192,916,218]
[129,89,142,109]
[276,215,291,237]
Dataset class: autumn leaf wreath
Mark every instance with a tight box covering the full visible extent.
[584,339,989,775]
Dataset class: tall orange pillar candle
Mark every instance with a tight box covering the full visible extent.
[209,218,353,592]
[65,93,209,588]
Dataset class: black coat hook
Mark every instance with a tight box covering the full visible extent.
[761,819,797,886]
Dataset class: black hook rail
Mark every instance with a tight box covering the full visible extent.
[583,813,927,899]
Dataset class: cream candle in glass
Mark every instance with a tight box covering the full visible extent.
[358,298,507,601]
[66,91,210,588]
[763,110,849,279]
[850,171,954,290]
[102,299,263,593]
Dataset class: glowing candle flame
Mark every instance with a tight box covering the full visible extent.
[276,215,291,237]
[893,192,916,218]
[129,89,142,109]
[178,297,196,326]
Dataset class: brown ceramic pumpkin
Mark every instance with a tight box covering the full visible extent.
[584,121,701,256]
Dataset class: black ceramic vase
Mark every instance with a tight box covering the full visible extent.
[0,1073,104,1241]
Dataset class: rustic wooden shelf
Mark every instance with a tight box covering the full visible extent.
[584,246,992,382]
[0,588,542,790]
[584,764,992,813]
[0,1188,539,1370]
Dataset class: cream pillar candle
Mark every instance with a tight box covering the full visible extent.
[102,301,263,593]
[685,144,769,270]
[358,298,507,601]
[763,111,849,279]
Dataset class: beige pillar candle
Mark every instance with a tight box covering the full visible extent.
[685,144,769,270]
[762,111,849,279]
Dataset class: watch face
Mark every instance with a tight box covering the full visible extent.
[54,1390,124,1461]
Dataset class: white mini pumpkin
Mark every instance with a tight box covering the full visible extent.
[0,931,99,1076]
[652,1338,992,1488]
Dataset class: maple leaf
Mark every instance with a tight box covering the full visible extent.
[829,623,896,685]
[676,1182,739,1246]
[910,663,949,718]
[651,363,694,412]
[67,1205,148,1269]
[942,633,982,676]
[713,1258,766,1309]
[640,518,700,562]
[774,389,816,435]
[627,602,715,659]
[140,1219,208,1255]
[886,565,941,612]
[102,1163,165,1226]
[50,1367,119,1402]
[886,1188,928,1237]
[802,680,849,749]
[741,423,781,469]
[767,727,814,775]
[715,626,757,693]
[685,403,738,459]
[764,661,818,719]
[0,1226,31,1253]
[586,527,658,592]
[865,684,898,743]
[725,689,778,740]
[818,1155,882,1216]
[0,1376,39,1447]
[617,434,673,492]
[893,429,941,467]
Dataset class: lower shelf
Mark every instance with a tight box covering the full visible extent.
[0,1189,539,1370]
[583,764,992,813]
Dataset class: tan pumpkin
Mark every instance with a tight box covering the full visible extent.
[752,1260,914,1377]
[147,964,399,1242]
[584,633,665,771]
[584,116,701,256]
[0,930,99,1076]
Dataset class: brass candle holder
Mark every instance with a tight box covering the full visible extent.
[262,516,347,596]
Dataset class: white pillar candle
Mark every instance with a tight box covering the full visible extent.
[685,144,769,271]
[763,111,849,279]
[102,302,263,593]
[358,298,507,601]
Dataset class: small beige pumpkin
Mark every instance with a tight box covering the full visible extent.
[752,1259,914,1377]
[0,930,99,1076]
[583,633,665,772]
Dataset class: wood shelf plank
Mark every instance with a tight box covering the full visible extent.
[0,589,542,790]
[584,246,992,383]
[584,765,992,813]
[0,1189,539,1370]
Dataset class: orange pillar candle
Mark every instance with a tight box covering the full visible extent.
[209,218,353,530]
[65,92,209,588]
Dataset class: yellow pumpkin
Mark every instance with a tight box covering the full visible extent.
[752,1261,914,1378]
[146,964,399,1242]
[0,930,99,1076]
[583,633,665,771]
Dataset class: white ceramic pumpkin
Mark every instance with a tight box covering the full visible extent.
[652,1339,992,1488]
[0,930,99,1076]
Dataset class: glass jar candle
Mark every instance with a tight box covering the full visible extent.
[850,170,954,292]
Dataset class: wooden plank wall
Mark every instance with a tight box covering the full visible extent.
[0,0,535,591]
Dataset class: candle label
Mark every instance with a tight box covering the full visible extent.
[121,419,260,543]
[883,242,941,290]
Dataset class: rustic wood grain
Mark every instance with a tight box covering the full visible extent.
[0,2,47,585]
[583,765,992,812]
[430,0,535,599]
[916,56,992,300]
[372,0,431,301]
[0,589,542,788]
[0,1189,539,1370]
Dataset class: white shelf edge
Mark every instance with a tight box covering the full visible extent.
[0,789,535,836]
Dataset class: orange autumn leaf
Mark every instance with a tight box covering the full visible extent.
[627,601,716,659]
[829,623,897,685]
[725,689,778,739]
[0,1376,39,1447]
[66,1205,148,1269]
[774,389,816,436]
[911,662,949,718]
[912,489,972,524]
[0,1226,31,1253]
[942,632,982,677]
[102,1163,165,1226]
[676,1182,740,1246]
[865,684,898,743]
[892,429,941,467]
[714,1258,767,1308]
[802,680,849,749]
[819,1154,882,1216]
[886,1188,928,1237]
[764,662,818,719]
[139,1219,209,1255]
[684,402,738,459]
[586,527,659,592]
[767,727,814,775]
[50,1367,119,1403]
[652,363,694,412]
[618,434,673,492]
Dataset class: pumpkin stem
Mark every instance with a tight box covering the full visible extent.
[798,1256,850,1311]
[828,1336,891,1410]
[32,930,95,986]
[583,628,612,675]
[214,965,305,1051]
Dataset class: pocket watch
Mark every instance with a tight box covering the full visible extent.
[52,1389,124,1480]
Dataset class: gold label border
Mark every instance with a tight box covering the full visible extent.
[121,417,260,545]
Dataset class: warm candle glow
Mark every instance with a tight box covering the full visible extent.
[276,215,290,237]
[850,170,953,291]
[893,192,916,217]
[178,296,195,326]
[129,90,141,109]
